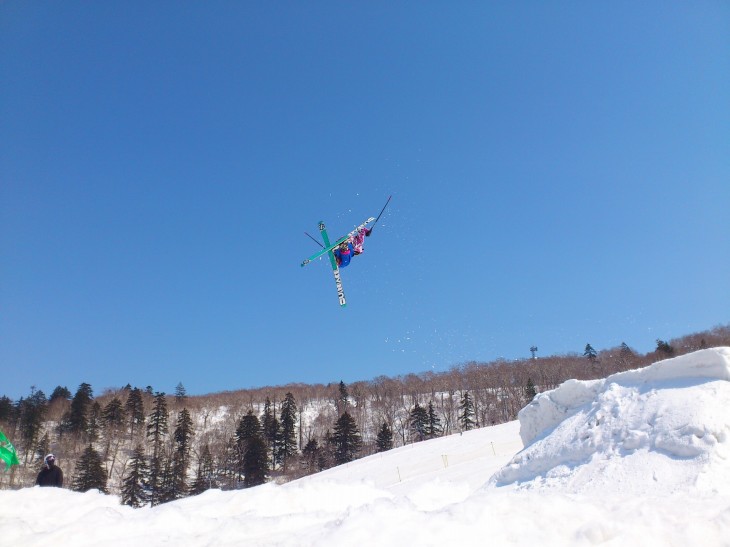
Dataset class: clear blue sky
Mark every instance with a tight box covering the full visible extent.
[2,2,728,400]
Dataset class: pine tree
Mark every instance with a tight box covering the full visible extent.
[337,381,349,415]
[72,444,108,493]
[261,397,280,469]
[17,388,47,461]
[525,378,537,401]
[146,392,169,505]
[64,383,93,439]
[332,411,361,465]
[243,435,268,488]
[375,422,393,453]
[147,392,169,452]
[426,401,442,439]
[170,408,194,499]
[102,397,126,433]
[656,339,674,356]
[174,382,187,405]
[158,453,176,504]
[619,342,633,358]
[87,401,102,443]
[235,410,262,482]
[278,392,298,472]
[300,438,323,474]
[584,343,598,362]
[409,402,429,442]
[125,387,145,440]
[148,451,169,506]
[0,395,13,424]
[220,437,239,489]
[49,386,71,403]
[121,444,149,508]
[190,444,217,496]
[458,391,476,431]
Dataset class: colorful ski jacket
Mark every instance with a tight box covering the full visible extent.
[334,242,354,267]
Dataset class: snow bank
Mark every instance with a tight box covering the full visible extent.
[492,347,730,494]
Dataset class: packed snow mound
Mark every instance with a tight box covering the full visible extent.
[491,348,730,495]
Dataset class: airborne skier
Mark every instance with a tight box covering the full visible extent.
[301,195,391,307]
[333,226,372,268]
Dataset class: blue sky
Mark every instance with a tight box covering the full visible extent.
[2,2,728,400]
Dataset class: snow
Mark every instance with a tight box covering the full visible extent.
[3,348,730,546]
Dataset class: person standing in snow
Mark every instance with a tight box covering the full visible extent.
[333,226,371,267]
[36,454,63,487]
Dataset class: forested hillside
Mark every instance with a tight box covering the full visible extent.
[1,325,727,506]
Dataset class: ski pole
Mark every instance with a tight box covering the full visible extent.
[304,231,324,248]
[369,195,392,233]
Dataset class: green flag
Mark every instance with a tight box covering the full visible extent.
[0,430,20,469]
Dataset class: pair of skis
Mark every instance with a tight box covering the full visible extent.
[301,196,391,307]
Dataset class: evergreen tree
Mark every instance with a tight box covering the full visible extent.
[148,451,169,506]
[102,397,126,431]
[409,402,429,442]
[87,401,102,443]
[619,342,633,358]
[121,444,149,508]
[147,392,169,453]
[525,378,537,401]
[332,411,361,465]
[337,381,349,415]
[235,410,262,481]
[656,339,674,356]
[158,453,176,504]
[49,386,71,403]
[458,391,476,431]
[72,444,108,493]
[261,397,280,469]
[300,438,324,474]
[146,392,169,505]
[125,388,145,439]
[243,435,269,488]
[220,437,239,489]
[0,395,13,424]
[170,408,194,499]
[426,401,442,439]
[190,444,217,495]
[101,397,126,456]
[18,388,47,461]
[584,343,598,362]
[278,392,298,471]
[236,410,261,445]
[174,382,187,405]
[65,382,93,438]
[375,422,393,453]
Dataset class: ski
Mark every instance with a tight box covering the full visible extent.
[319,221,347,307]
[300,217,375,267]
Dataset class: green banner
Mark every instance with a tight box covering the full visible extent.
[0,430,20,469]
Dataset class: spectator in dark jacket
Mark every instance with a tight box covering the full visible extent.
[36,454,63,487]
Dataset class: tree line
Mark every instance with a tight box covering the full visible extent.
[1,325,727,506]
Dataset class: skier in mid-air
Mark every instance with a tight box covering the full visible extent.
[301,195,390,306]
[333,226,372,267]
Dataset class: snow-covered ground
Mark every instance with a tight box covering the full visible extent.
[2,348,730,546]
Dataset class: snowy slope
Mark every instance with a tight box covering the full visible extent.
[2,348,730,546]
